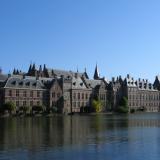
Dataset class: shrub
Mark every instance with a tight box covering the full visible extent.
[3,101,16,114]
[92,99,103,113]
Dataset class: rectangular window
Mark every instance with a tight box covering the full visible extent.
[57,93,60,98]
[86,93,88,100]
[82,93,84,99]
[16,90,19,97]
[30,101,33,106]
[9,90,12,97]
[37,91,40,97]
[30,91,33,97]
[78,93,80,100]
[37,101,40,106]
[23,91,27,97]
[73,93,76,99]
[23,101,26,106]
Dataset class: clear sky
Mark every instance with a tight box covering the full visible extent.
[0,0,160,82]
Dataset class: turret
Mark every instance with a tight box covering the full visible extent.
[93,64,100,80]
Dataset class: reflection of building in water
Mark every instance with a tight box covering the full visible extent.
[0,64,160,113]
[0,116,126,151]
[128,119,160,127]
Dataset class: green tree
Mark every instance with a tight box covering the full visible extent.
[117,97,129,113]
[92,99,103,112]
[3,101,16,114]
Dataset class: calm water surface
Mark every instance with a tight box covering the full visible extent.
[0,113,160,160]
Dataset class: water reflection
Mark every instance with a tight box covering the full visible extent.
[0,113,160,160]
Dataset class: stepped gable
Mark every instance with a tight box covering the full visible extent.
[125,74,155,90]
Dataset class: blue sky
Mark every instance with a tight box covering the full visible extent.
[0,0,160,82]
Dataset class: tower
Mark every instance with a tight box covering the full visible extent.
[93,64,100,80]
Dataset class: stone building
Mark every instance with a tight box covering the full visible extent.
[0,64,160,113]
[108,74,160,112]
[0,64,108,114]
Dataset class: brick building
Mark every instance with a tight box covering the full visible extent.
[0,64,108,114]
[0,64,160,113]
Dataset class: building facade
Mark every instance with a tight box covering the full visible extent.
[0,64,160,113]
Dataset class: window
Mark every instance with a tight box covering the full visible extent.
[37,91,40,97]
[30,101,33,106]
[9,90,12,97]
[78,93,80,100]
[37,101,40,105]
[86,93,88,100]
[23,101,26,106]
[23,91,27,97]
[82,93,84,99]
[16,90,19,97]
[30,91,33,97]
[73,93,76,99]
[57,93,60,98]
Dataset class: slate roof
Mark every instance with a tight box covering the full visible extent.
[72,77,88,89]
[47,68,87,79]
[125,74,155,91]
[85,79,102,89]
[4,75,45,90]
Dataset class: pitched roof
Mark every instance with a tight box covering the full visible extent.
[4,76,45,90]
[72,77,88,89]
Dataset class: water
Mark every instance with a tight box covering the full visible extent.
[0,113,160,160]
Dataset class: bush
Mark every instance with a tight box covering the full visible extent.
[2,101,16,114]
[32,105,46,113]
[130,108,135,113]
[19,106,32,114]
[116,97,129,113]
[92,99,103,113]
[117,106,129,113]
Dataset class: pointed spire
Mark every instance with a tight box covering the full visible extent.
[28,64,32,73]
[13,68,16,75]
[39,65,42,72]
[32,63,36,71]
[93,63,100,80]
[16,69,19,75]
[84,67,89,79]
[43,64,46,71]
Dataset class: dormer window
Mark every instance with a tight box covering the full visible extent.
[33,82,36,87]
[19,81,23,86]
[12,81,16,85]
[26,82,30,86]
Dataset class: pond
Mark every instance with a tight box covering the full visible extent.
[0,113,160,160]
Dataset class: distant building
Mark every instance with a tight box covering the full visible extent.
[0,64,160,113]
[0,64,108,114]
